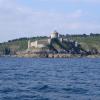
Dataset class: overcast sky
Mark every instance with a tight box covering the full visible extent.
[0,0,100,42]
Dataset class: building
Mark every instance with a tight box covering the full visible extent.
[51,31,59,39]
[28,31,59,49]
[30,39,49,48]
[27,31,80,54]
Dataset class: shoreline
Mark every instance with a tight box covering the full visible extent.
[1,54,100,58]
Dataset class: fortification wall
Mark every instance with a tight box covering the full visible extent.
[31,41,38,48]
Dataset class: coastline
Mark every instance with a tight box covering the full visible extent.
[11,53,100,58]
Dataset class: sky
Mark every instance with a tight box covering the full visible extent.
[0,0,100,42]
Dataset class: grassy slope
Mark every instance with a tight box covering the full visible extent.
[0,40,28,52]
[0,36,48,55]
[70,36,100,51]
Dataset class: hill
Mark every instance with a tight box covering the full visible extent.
[0,34,100,55]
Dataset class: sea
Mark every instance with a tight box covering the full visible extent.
[0,57,100,100]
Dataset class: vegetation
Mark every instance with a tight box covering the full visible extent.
[67,35,100,51]
[0,33,100,55]
[0,36,48,55]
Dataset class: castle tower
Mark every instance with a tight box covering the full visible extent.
[28,40,31,49]
[51,31,59,39]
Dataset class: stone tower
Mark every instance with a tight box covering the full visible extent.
[28,40,31,49]
[51,31,59,39]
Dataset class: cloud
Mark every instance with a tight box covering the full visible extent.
[0,0,83,41]
[0,0,100,42]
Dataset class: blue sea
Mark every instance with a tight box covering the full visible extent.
[0,57,100,100]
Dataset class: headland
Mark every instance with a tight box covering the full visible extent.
[0,31,100,58]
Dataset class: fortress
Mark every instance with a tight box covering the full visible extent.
[28,31,61,49]
[16,31,83,57]
[26,31,79,56]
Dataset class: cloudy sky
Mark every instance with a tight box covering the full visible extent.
[0,0,100,42]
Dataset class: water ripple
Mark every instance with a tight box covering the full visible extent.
[0,57,100,100]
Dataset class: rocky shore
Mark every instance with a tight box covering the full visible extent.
[15,53,100,58]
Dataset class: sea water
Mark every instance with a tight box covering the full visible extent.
[0,57,100,100]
